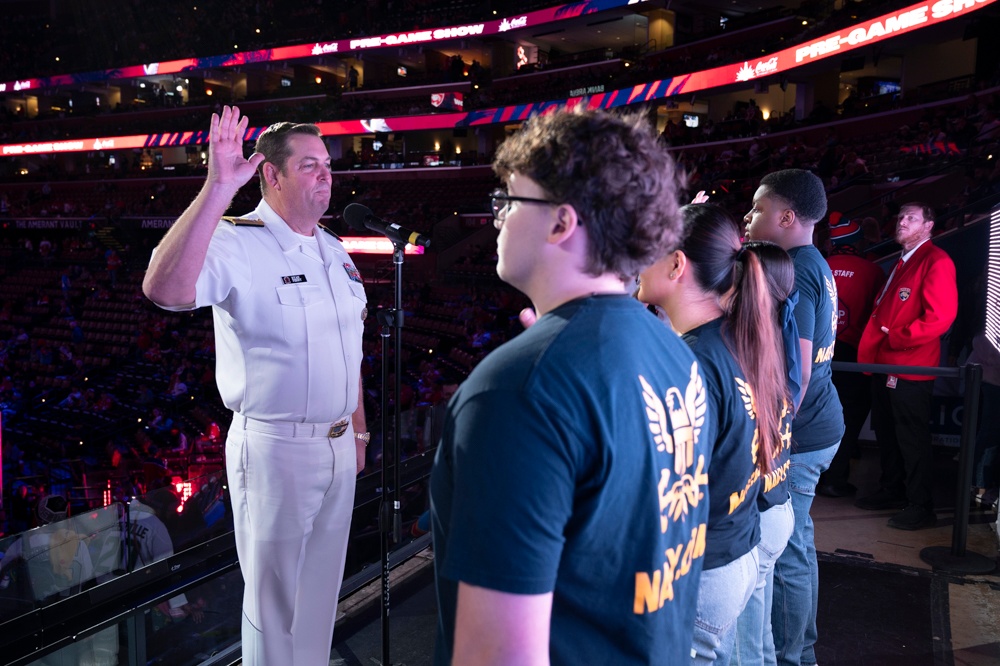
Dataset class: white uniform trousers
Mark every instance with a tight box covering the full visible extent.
[226,415,357,666]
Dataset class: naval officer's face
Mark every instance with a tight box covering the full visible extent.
[273,134,333,221]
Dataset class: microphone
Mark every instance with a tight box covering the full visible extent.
[343,203,431,248]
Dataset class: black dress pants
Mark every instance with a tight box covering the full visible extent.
[870,374,935,509]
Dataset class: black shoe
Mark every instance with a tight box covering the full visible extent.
[817,482,857,498]
[972,488,999,512]
[855,489,907,510]
[887,504,936,530]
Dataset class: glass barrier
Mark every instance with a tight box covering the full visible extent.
[0,451,434,665]
[0,471,231,625]
[19,568,244,666]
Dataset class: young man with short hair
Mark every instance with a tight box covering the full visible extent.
[744,168,845,666]
[431,107,712,665]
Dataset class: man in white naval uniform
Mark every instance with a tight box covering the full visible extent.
[142,106,368,666]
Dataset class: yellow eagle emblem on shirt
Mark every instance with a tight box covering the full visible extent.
[735,377,759,464]
[639,361,707,474]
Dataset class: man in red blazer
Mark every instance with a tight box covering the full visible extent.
[856,202,958,529]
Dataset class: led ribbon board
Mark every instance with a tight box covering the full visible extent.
[1,0,994,155]
[0,0,648,94]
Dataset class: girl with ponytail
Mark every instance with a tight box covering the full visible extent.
[728,239,799,666]
[637,204,795,664]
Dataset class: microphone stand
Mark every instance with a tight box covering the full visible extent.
[375,239,406,666]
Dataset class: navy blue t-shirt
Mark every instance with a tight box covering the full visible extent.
[788,245,846,452]
[757,293,800,509]
[431,295,712,665]
[758,397,794,510]
[682,318,761,570]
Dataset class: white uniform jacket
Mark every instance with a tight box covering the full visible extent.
[157,199,367,423]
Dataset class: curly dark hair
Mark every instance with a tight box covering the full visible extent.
[493,106,686,281]
[254,121,323,196]
[759,168,827,225]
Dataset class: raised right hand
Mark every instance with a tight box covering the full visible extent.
[207,106,266,189]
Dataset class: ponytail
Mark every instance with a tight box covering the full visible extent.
[676,204,792,475]
[727,249,791,475]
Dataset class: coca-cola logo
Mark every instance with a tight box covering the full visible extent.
[499,16,527,32]
[311,42,339,55]
[735,57,779,82]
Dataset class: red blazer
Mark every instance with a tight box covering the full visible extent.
[857,240,957,380]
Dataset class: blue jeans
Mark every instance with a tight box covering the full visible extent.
[772,444,838,666]
[692,547,760,664]
[723,497,795,666]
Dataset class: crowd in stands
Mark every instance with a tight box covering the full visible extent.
[0,208,534,537]
[1,81,999,221]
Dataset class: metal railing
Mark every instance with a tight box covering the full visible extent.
[831,360,994,574]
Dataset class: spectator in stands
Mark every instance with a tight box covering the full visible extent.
[147,407,173,433]
[142,106,368,666]
[68,320,84,344]
[105,249,122,287]
[58,386,84,408]
[431,107,708,664]
[168,375,188,399]
[38,237,53,266]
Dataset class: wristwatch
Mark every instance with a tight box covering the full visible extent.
[355,431,371,444]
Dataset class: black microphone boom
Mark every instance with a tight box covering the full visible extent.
[343,203,431,248]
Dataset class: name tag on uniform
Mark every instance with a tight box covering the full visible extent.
[343,263,363,284]
[886,375,898,389]
[281,274,307,284]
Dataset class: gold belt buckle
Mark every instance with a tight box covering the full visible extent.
[328,419,350,438]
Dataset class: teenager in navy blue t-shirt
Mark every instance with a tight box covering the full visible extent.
[638,204,794,664]
[432,107,710,665]
[744,169,845,666]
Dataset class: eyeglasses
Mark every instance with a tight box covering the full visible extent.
[489,188,557,224]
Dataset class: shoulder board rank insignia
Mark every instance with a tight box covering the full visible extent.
[318,224,342,240]
[222,216,265,227]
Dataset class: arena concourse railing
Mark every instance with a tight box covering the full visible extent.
[0,443,435,666]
